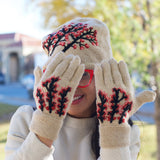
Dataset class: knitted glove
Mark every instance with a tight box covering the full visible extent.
[94,58,156,148]
[30,52,84,140]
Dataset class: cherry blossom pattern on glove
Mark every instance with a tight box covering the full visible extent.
[36,75,71,117]
[97,87,133,124]
[42,22,98,56]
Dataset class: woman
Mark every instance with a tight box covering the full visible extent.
[5,17,156,160]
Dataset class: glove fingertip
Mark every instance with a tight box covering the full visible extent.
[147,90,156,101]
[34,66,42,76]
[94,64,105,88]
[34,66,42,85]
[136,90,156,107]
[74,55,81,63]
[94,64,101,74]
[71,64,85,84]
[71,55,81,66]
[77,64,85,77]
[101,59,108,67]
[80,63,85,70]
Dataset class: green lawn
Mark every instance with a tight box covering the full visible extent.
[138,122,157,160]
[0,103,157,160]
[0,103,18,118]
[0,122,10,160]
[0,103,18,160]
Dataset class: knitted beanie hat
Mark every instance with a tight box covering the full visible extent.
[42,17,113,69]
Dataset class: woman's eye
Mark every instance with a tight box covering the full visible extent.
[83,72,88,77]
[81,72,90,81]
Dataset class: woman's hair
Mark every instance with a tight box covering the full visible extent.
[91,118,100,159]
[91,118,133,159]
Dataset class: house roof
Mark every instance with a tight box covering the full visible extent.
[0,33,16,40]
[0,32,41,48]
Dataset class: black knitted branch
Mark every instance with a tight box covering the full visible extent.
[97,88,133,124]
[108,88,127,123]
[42,76,59,113]
[109,88,132,124]
[36,88,45,111]
[42,22,98,56]
[97,90,108,123]
[56,87,71,117]
[119,102,133,124]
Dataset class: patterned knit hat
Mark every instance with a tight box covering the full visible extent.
[42,17,113,69]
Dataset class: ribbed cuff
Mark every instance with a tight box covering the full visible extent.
[30,110,63,141]
[99,124,130,148]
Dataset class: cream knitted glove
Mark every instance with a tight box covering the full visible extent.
[30,52,84,140]
[94,58,156,148]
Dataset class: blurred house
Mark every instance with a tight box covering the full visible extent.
[0,33,47,83]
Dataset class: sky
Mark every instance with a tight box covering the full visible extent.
[0,0,51,39]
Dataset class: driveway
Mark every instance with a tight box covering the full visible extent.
[0,83,35,107]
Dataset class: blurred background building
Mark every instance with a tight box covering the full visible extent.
[0,33,47,84]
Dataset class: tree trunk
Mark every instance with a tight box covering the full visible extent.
[154,93,160,160]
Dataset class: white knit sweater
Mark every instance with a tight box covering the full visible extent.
[5,105,140,160]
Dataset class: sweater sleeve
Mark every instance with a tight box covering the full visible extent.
[99,125,140,160]
[5,105,54,160]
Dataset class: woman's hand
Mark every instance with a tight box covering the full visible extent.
[94,58,156,148]
[30,52,84,141]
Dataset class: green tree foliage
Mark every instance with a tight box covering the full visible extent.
[32,0,95,28]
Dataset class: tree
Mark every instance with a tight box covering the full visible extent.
[31,0,160,159]
[31,0,95,28]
